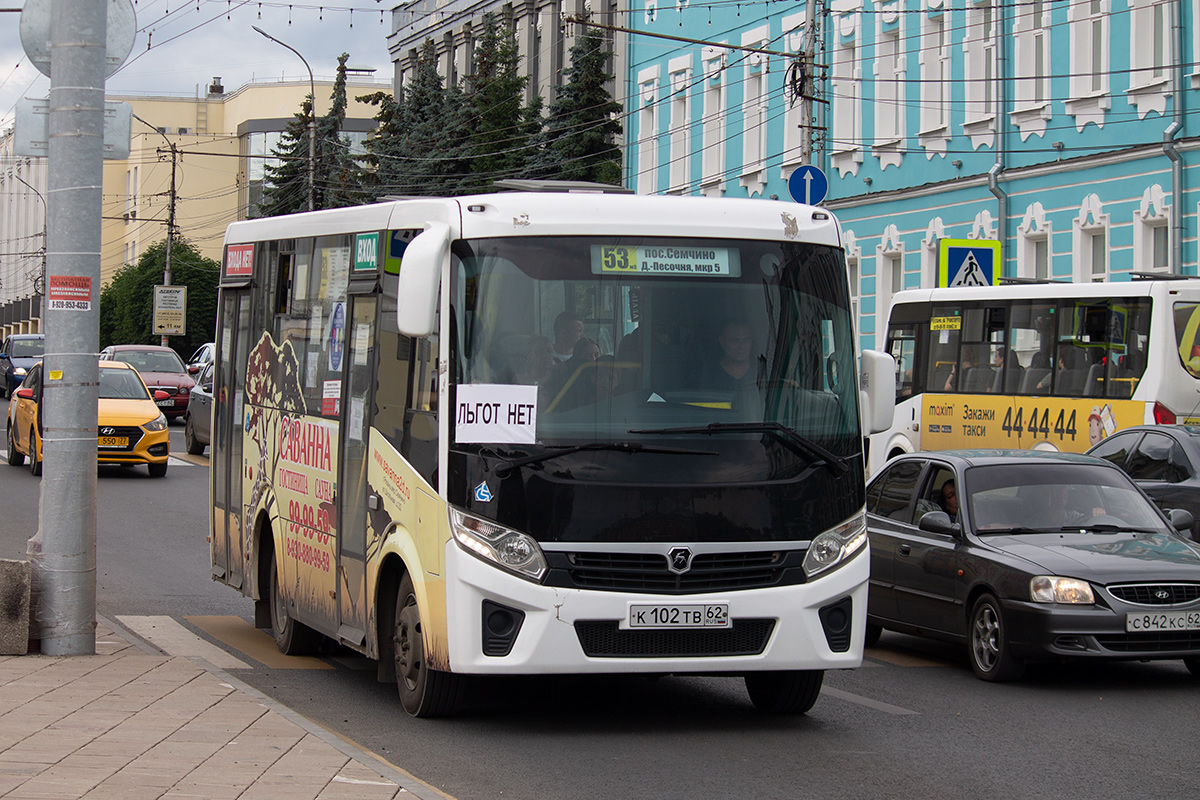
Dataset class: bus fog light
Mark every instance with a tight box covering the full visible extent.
[451,508,547,582]
[803,512,867,579]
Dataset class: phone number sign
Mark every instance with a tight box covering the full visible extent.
[47,275,92,311]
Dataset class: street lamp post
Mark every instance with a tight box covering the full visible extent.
[253,25,316,212]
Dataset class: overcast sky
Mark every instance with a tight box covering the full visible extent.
[1,0,395,131]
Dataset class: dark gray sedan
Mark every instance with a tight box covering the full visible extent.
[1087,424,1200,538]
[183,362,213,455]
[866,450,1200,682]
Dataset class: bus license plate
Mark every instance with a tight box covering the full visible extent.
[98,436,128,448]
[629,603,729,629]
[1126,610,1200,632]
[156,399,174,407]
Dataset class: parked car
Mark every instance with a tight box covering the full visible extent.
[184,361,213,455]
[99,345,194,420]
[0,333,45,398]
[6,360,170,477]
[865,449,1200,682]
[1087,425,1200,539]
[186,342,215,376]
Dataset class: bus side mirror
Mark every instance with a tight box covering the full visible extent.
[859,349,896,435]
[396,221,450,337]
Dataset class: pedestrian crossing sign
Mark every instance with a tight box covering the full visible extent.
[938,239,1000,287]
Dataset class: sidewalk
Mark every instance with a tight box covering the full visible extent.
[0,618,444,800]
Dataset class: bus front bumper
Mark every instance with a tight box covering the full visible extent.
[443,541,870,675]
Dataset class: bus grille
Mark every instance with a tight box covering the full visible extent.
[560,550,794,593]
[574,619,776,658]
[1107,583,1200,606]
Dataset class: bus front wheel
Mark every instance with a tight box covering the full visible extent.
[269,551,321,656]
[394,572,461,717]
[744,669,823,714]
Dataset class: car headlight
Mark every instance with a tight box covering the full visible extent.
[803,511,868,579]
[1030,576,1094,604]
[14,367,26,376]
[143,413,168,432]
[450,507,547,582]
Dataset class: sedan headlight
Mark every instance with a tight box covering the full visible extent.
[1030,576,1094,604]
[803,511,868,579]
[450,507,547,582]
[143,413,168,432]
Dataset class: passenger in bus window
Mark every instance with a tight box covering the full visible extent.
[944,346,984,392]
[552,311,585,363]
[546,337,600,410]
[702,319,756,390]
[516,336,557,385]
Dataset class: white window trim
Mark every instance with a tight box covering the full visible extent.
[1066,0,1111,130]
[918,3,951,156]
[667,55,693,195]
[1011,2,1052,140]
[1017,203,1052,280]
[1133,184,1171,273]
[740,26,771,196]
[831,10,864,177]
[961,0,997,149]
[875,224,904,329]
[873,12,905,171]
[1073,194,1111,282]
[1128,0,1172,117]
[636,66,661,196]
[700,46,727,196]
[922,218,945,288]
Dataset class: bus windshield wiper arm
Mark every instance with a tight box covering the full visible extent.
[627,422,850,476]
[494,442,718,476]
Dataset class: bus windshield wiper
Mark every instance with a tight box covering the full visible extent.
[494,442,718,476]
[627,422,850,476]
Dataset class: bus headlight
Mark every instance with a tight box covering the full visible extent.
[1030,576,1094,604]
[450,508,547,582]
[803,512,868,579]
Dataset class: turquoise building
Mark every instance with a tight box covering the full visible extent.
[626,0,1199,349]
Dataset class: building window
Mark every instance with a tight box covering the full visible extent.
[740,27,769,196]
[830,11,863,177]
[1067,0,1110,128]
[781,13,808,172]
[1018,203,1052,281]
[873,14,904,169]
[876,224,904,328]
[1128,0,1171,116]
[636,68,660,195]
[919,4,950,137]
[668,57,692,194]
[922,218,945,288]
[1073,194,1110,282]
[962,0,997,147]
[1134,184,1171,272]
[1012,0,1051,139]
[700,47,726,195]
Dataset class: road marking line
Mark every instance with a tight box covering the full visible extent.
[173,453,208,466]
[186,615,334,670]
[822,687,919,715]
[116,615,251,670]
[866,646,951,668]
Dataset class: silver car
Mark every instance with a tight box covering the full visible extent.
[184,361,213,455]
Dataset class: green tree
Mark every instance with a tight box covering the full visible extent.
[99,238,220,359]
[259,53,361,215]
[534,27,623,184]
[462,13,543,189]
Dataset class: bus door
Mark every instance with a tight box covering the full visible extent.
[335,294,377,645]
[212,288,252,589]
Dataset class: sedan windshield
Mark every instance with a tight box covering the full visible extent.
[98,367,151,400]
[966,463,1170,533]
[11,338,43,359]
[451,235,860,467]
[118,350,186,374]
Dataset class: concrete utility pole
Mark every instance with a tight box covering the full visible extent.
[134,114,179,347]
[800,0,819,166]
[33,0,107,655]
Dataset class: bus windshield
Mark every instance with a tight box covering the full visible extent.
[452,236,860,461]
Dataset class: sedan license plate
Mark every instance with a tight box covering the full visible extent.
[97,436,128,448]
[156,399,174,407]
[1126,610,1200,632]
[629,603,729,629]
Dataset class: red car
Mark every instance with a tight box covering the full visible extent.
[99,345,194,420]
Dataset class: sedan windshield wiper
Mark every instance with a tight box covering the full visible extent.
[494,442,718,476]
[627,422,850,476]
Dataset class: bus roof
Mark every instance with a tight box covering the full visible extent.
[223,193,844,248]
[889,277,1200,306]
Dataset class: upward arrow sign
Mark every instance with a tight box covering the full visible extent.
[803,171,814,204]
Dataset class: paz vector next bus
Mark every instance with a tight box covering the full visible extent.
[209,183,895,717]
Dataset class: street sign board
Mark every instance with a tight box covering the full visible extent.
[13,98,132,160]
[20,0,136,79]
[938,239,1001,287]
[787,165,829,206]
[153,285,187,336]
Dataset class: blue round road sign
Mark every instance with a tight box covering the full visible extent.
[788,165,829,206]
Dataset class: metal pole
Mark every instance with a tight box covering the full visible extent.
[253,25,316,211]
[34,0,106,655]
[800,0,818,166]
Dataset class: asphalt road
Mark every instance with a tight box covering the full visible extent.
[3,397,1199,799]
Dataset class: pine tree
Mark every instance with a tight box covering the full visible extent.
[535,27,623,184]
[257,97,314,216]
[319,54,361,208]
[462,13,543,189]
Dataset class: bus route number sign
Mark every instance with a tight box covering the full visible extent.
[591,245,736,277]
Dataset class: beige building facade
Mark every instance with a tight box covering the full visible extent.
[0,76,387,338]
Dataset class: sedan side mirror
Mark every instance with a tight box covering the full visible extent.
[187,365,200,375]
[919,510,960,535]
[1168,508,1194,534]
[15,387,34,400]
[153,390,170,401]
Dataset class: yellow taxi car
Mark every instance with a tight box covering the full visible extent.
[6,360,170,477]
